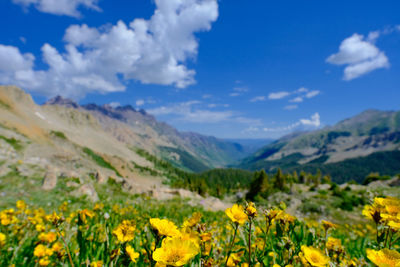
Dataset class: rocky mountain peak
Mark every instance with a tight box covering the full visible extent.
[45,95,79,109]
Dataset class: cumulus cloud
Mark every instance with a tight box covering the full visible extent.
[250,96,266,102]
[326,33,389,80]
[0,0,219,99]
[268,91,290,100]
[300,112,320,127]
[263,112,321,132]
[12,0,101,17]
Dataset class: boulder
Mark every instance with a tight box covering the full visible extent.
[95,171,107,184]
[42,168,58,190]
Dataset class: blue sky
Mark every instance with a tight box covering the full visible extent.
[0,0,399,139]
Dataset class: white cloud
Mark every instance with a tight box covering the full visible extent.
[289,96,303,103]
[229,86,249,97]
[208,103,217,108]
[250,96,266,102]
[268,91,290,100]
[148,101,232,123]
[326,33,389,80]
[136,99,145,107]
[108,102,121,108]
[263,112,321,132]
[147,101,260,124]
[182,110,234,123]
[284,105,298,110]
[295,87,308,93]
[305,90,320,98]
[12,0,101,17]
[367,31,380,42]
[300,112,320,127]
[0,0,219,99]
[0,45,35,72]
[202,94,212,99]
[229,92,240,97]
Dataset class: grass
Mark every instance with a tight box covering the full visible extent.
[0,164,399,266]
[0,99,11,110]
[82,147,122,177]
[0,135,23,151]
[50,130,67,140]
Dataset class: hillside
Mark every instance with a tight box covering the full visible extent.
[238,109,400,183]
[45,95,261,172]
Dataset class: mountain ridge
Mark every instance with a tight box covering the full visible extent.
[38,91,269,171]
[238,109,400,183]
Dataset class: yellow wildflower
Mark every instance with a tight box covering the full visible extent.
[225,204,248,225]
[94,203,104,211]
[326,237,342,252]
[113,220,136,243]
[226,252,242,266]
[153,236,199,266]
[79,209,95,224]
[367,248,400,267]
[0,232,6,246]
[179,228,200,248]
[52,242,63,253]
[36,224,46,232]
[126,245,140,263]
[90,261,103,267]
[38,257,51,266]
[47,212,63,226]
[16,200,26,210]
[200,232,212,242]
[183,212,202,228]
[38,232,57,243]
[245,202,257,218]
[321,220,337,230]
[150,218,179,237]
[34,244,53,257]
[265,208,283,224]
[300,245,330,267]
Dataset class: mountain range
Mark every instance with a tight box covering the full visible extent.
[238,109,400,183]
[1,85,400,186]
[0,86,266,176]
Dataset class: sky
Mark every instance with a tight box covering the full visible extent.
[0,0,399,139]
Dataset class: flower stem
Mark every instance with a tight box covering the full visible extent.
[57,227,74,267]
[225,223,239,266]
[248,218,252,266]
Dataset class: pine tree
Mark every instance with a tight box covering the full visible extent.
[246,170,270,200]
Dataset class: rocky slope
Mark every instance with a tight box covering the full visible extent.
[0,85,236,210]
[44,96,255,172]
